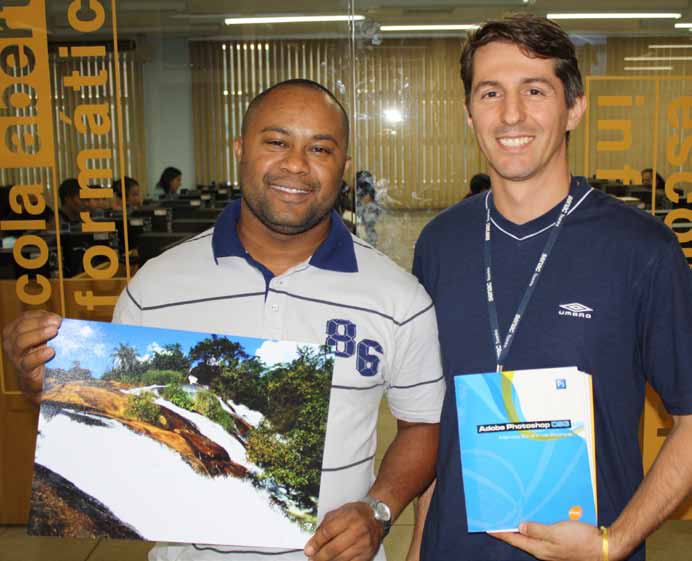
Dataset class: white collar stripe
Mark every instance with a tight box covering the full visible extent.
[486,187,594,242]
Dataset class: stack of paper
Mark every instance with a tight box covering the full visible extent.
[454,366,597,532]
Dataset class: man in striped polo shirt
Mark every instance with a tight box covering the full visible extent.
[5,79,445,561]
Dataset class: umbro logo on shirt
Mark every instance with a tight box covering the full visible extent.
[558,303,593,319]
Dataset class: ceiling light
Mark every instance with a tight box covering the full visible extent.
[625,56,692,61]
[380,24,480,31]
[674,23,692,28]
[648,44,692,49]
[547,13,681,20]
[224,15,364,25]
[624,66,673,71]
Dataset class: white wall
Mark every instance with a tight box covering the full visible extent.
[142,37,195,196]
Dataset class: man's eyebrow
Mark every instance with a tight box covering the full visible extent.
[473,77,556,93]
[521,77,556,89]
[313,134,339,145]
[260,127,341,146]
[473,80,501,93]
[260,126,290,135]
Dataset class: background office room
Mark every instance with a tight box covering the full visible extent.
[1,1,691,560]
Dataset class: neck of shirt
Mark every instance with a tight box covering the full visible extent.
[488,176,592,241]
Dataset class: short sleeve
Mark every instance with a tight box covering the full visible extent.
[638,238,692,415]
[385,282,445,423]
[112,278,144,326]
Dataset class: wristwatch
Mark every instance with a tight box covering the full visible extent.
[362,495,392,538]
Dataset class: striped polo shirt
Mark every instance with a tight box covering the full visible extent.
[112,200,445,561]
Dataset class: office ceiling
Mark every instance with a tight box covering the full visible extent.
[46,0,692,40]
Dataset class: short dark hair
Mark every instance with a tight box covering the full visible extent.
[59,178,80,204]
[113,176,139,199]
[460,14,584,109]
[157,167,181,195]
[641,168,665,190]
[470,173,491,195]
[241,79,350,146]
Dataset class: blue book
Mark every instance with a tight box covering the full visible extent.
[454,367,597,532]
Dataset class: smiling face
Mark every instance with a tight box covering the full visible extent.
[234,85,350,236]
[466,41,585,187]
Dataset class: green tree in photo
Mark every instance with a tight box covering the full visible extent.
[45,361,93,388]
[212,356,268,412]
[105,343,144,383]
[161,383,194,410]
[246,347,333,513]
[150,343,191,374]
[141,370,185,386]
[125,391,160,425]
[192,389,237,434]
[189,335,248,385]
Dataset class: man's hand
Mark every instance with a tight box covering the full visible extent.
[303,501,383,561]
[491,521,604,561]
[2,310,61,405]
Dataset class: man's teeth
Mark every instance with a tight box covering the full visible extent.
[499,136,533,147]
[272,185,310,194]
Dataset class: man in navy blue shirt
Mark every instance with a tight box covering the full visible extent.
[410,14,692,561]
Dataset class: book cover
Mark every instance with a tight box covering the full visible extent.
[454,366,597,532]
[28,318,333,548]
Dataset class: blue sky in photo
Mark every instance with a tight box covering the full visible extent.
[47,319,312,378]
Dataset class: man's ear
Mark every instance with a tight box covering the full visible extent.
[567,95,587,132]
[343,155,352,178]
[465,103,474,130]
[233,137,243,161]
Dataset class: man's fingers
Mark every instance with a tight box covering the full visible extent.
[9,324,59,363]
[13,318,61,341]
[15,310,60,321]
[306,504,380,561]
[3,312,60,341]
[310,530,357,561]
[331,542,373,561]
[489,531,541,555]
[305,515,339,557]
[19,347,53,382]
[520,521,552,541]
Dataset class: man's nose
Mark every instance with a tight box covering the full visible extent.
[280,147,310,174]
[500,91,526,126]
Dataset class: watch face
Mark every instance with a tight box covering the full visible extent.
[374,501,391,521]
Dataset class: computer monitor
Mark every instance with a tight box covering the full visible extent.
[137,232,194,266]
[171,218,217,234]
[59,231,117,277]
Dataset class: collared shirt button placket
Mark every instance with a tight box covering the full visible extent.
[264,277,289,339]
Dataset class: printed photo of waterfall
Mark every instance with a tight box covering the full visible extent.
[28,318,333,548]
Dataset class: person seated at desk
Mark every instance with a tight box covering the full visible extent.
[58,178,86,227]
[641,168,673,210]
[2,191,55,242]
[112,176,143,211]
[153,166,182,200]
[0,185,55,249]
[85,184,111,215]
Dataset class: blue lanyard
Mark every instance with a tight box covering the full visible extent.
[485,192,574,372]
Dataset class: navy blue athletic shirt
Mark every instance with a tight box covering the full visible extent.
[413,176,692,561]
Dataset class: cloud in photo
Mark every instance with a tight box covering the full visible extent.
[138,342,168,363]
[50,320,110,375]
[255,341,301,368]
